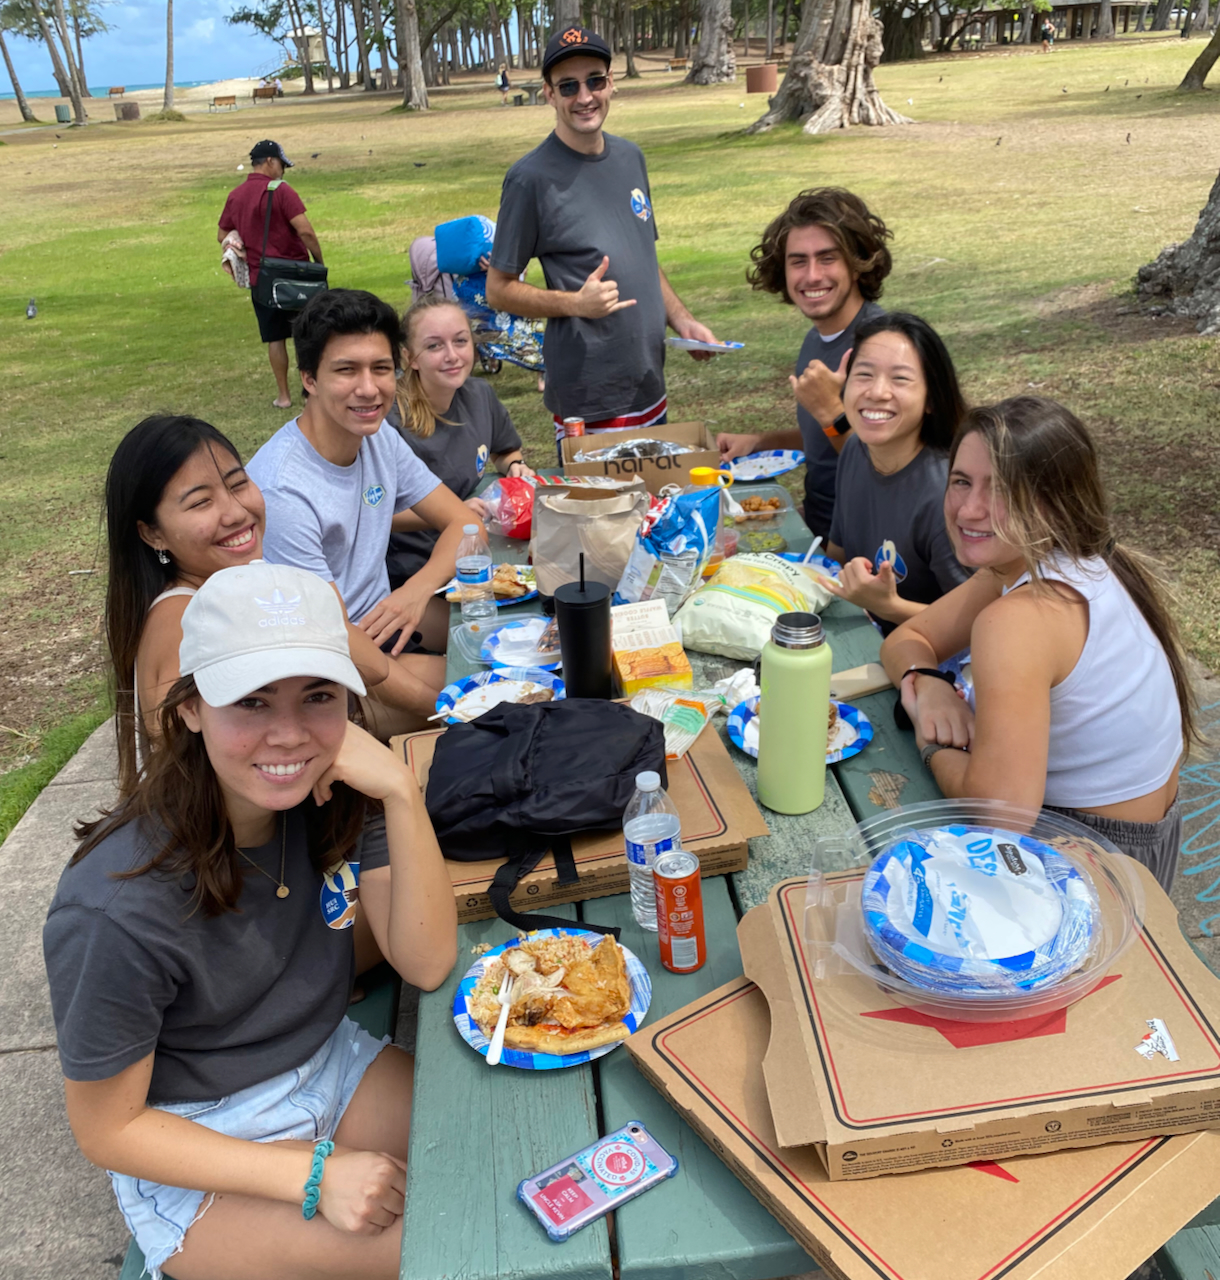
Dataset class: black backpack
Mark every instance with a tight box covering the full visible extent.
[424,700,666,935]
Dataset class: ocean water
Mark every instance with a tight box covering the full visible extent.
[1,80,214,100]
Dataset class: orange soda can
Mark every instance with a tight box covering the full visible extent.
[654,850,706,973]
[562,417,586,438]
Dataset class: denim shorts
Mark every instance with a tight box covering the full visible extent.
[112,1016,390,1280]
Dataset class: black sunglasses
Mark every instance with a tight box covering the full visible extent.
[555,73,610,98]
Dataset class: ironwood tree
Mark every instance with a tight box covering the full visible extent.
[1137,168,1220,333]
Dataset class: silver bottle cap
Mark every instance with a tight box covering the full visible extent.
[771,611,825,649]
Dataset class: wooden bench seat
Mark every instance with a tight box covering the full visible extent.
[209,94,237,111]
[107,86,125,97]
[668,57,688,70]
[252,86,277,103]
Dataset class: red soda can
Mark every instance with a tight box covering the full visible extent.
[562,417,586,438]
[654,850,706,973]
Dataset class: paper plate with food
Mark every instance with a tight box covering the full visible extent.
[727,697,873,765]
[441,564,538,607]
[453,929,652,1070]
[479,616,562,671]
[434,667,565,724]
[778,550,842,592]
[723,449,804,482]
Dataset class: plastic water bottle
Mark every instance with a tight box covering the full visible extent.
[455,524,496,625]
[623,771,682,932]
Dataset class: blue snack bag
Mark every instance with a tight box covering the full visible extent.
[614,486,721,614]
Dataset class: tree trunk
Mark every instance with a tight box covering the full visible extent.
[1137,167,1220,330]
[747,0,909,131]
[487,0,507,65]
[1097,0,1114,35]
[1136,4,1148,29]
[618,0,640,72]
[367,0,393,87]
[1151,0,1173,28]
[0,27,37,120]
[72,12,91,94]
[555,0,581,33]
[687,0,736,80]
[317,0,336,91]
[1194,0,1210,32]
[163,0,173,106]
[352,0,374,87]
[33,5,74,108]
[397,0,428,107]
[42,0,85,121]
[766,0,776,55]
[52,0,87,115]
[1180,17,1220,82]
[880,0,925,58]
[1018,5,1032,40]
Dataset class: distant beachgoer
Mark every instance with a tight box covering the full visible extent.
[217,139,323,409]
[1041,18,1055,50]
[496,63,511,105]
[274,76,284,95]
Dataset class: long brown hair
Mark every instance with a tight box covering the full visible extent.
[951,396,1200,748]
[393,294,472,438]
[74,676,371,918]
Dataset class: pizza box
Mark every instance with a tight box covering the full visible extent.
[737,865,1220,1181]
[558,421,721,495]
[391,722,767,924]
[626,969,1220,1280]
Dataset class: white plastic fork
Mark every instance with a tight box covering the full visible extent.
[486,973,515,1066]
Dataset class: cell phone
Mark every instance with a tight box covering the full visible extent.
[517,1121,679,1243]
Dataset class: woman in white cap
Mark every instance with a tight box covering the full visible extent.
[44,562,457,1280]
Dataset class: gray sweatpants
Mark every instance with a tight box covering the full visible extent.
[1045,796,1181,893]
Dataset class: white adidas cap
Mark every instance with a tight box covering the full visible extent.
[179,563,366,708]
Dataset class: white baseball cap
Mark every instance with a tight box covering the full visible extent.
[179,563,367,707]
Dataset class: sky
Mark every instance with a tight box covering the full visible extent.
[2,0,287,93]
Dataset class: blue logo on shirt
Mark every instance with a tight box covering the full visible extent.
[875,539,908,582]
[320,860,359,929]
[475,444,489,478]
[630,188,653,222]
[363,484,386,508]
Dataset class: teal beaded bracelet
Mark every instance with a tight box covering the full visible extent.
[301,1140,335,1220]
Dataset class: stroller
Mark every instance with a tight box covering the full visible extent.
[408,226,545,378]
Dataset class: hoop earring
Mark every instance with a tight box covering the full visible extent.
[156,549,170,565]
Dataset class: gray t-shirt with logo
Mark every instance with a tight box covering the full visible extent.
[491,131,667,423]
[829,435,970,637]
[248,418,441,623]
[384,379,521,588]
[796,300,885,541]
[43,807,390,1104]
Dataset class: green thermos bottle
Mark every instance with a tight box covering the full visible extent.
[756,612,833,815]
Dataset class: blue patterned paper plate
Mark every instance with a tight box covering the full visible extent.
[439,564,539,608]
[778,551,842,579]
[452,928,652,1070]
[723,449,805,481]
[727,696,873,765]
[435,667,565,724]
[479,618,562,671]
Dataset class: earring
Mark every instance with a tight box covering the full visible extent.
[156,549,170,565]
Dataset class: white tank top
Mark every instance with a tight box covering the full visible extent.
[1004,555,1181,807]
[134,587,197,769]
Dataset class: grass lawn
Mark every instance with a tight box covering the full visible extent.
[2,37,1219,834]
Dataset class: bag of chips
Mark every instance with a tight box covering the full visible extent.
[613,485,721,615]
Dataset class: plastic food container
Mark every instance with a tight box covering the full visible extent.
[724,484,793,528]
[803,799,1144,1023]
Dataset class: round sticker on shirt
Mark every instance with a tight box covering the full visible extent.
[591,1141,646,1188]
[475,443,490,478]
[630,188,653,223]
[363,484,386,508]
[320,860,359,929]
[874,538,908,583]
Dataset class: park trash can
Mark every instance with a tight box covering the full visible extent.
[115,101,141,121]
[745,63,778,93]
[55,104,70,123]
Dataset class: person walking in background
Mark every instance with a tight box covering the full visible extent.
[1041,17,1055,50]
[218,140,323,410]
[486,26,718,458]
[496,62,511,105]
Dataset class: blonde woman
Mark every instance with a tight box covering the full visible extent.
[385,294,534,589]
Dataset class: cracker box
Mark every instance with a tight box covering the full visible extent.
[611,599,693,695]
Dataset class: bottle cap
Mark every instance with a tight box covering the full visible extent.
[771,611,825,649]
[462,524,479,535]
[635,771,661,791]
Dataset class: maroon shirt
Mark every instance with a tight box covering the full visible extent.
[218,173,308,286]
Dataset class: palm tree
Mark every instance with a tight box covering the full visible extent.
[0,19,37,120]
[163,0,174,109]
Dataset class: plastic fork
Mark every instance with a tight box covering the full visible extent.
[486,973,515,1066]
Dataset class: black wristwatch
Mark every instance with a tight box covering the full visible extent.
[822,412,851,438]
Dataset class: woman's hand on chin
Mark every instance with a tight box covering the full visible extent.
[312,722,418,806]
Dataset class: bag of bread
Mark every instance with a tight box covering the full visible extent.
[673,553,833,660]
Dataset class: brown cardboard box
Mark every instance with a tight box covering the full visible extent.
[627,972,1220,1280]
[392,724,767,923]
[559,422,720,494]
[737,868,1220,1180]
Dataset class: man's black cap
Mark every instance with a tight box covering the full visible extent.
[542,26,612,77]
[250,139,294,168]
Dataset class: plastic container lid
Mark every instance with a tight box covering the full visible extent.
[636,771,661,791]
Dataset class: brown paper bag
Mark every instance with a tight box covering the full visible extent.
[530,480,648,596]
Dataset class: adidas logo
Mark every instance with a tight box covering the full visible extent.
[255,588,307,628]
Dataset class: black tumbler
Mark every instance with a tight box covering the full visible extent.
[554,578,613,700]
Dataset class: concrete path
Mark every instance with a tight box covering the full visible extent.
[4,666,1219,1276]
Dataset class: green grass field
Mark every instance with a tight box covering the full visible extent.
[2,37,1219,834]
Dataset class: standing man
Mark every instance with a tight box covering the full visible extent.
[218,139,323,410]
[716,189,893,543]
[486,26,718,454]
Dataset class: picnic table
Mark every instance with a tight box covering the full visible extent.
[400,507,939,1280]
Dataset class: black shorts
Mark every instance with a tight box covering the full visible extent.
[251,295,296,344]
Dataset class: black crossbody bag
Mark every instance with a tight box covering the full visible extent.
[252,181,328,311]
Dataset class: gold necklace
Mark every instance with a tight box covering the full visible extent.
[238,815,289,899]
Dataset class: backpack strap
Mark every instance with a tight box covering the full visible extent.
[260,179,279,262]
[486,832,620,939]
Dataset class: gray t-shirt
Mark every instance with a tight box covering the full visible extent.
[491,131,666,423]
[384,379,521,588]
[796,301,885,540]
[43,807,391,1104]
[248,418,441,623]
[829,435,969,637]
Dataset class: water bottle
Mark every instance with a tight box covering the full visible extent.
[623,771,682,931]
[455,524,496,625]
